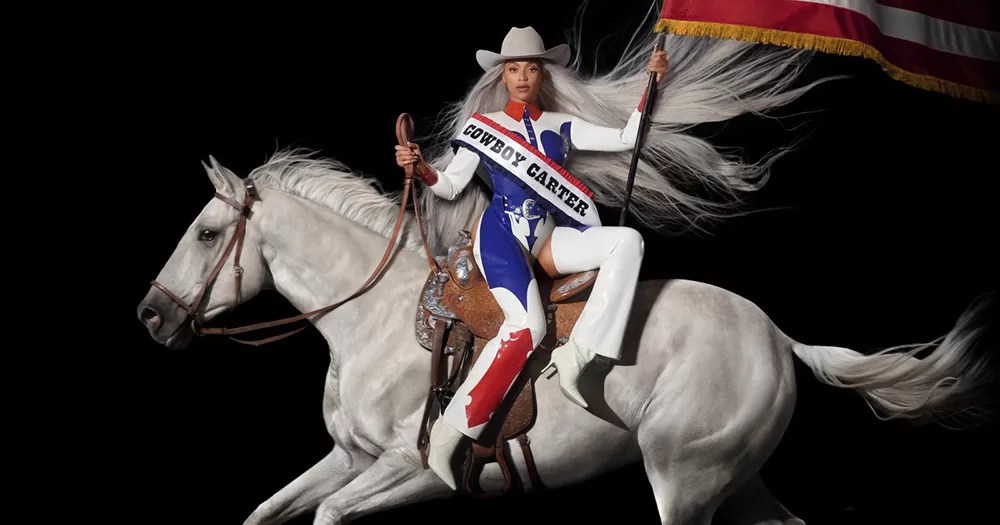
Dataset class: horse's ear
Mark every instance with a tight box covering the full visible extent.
[203,155,241,196]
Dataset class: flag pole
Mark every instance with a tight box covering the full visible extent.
[619,30,666,226]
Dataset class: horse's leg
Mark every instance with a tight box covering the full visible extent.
[312,448,448,525]
[639,456,735,525]
[717,473,806,525]
[636,401,746,525]
[638,391,795,524]
[244,446,372,525]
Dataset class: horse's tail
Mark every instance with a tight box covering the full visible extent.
[790,293,996,430]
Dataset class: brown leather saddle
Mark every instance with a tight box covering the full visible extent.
[414,229,598,497]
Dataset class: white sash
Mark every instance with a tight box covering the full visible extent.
[452,113,602,228]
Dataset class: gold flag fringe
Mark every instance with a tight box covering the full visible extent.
[654,19,999,105]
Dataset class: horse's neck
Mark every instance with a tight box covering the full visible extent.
[255,188,428,370]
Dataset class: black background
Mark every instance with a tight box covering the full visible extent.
[57,1,998,524]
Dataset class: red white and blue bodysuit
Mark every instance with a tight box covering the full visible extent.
[425,99,646,439]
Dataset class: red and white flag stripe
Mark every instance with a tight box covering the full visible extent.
[655,0,1000,103]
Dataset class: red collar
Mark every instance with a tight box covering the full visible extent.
[504,100,542,121]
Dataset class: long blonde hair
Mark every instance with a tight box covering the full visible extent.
[416,1,838,254]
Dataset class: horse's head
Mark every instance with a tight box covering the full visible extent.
[137,157,270,349]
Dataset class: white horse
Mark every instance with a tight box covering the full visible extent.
[136,150,993,525]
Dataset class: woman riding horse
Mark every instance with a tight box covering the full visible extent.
[395,26,668,490]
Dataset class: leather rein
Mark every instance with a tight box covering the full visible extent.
[151,113,440,346]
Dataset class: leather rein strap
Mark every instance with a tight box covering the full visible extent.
[151,113,439,346]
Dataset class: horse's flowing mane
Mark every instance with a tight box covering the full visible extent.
[246,148,426,253]
[415,0,841,253]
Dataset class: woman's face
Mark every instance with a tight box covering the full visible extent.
[502,60,543,104]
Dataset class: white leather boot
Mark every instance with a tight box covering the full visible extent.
[540,338,598,408]
[426,417,465,490]
[541,226,643,408]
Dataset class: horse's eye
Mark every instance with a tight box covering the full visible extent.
[198,229,216,242]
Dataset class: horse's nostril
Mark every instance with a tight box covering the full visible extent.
[139,306,160,326]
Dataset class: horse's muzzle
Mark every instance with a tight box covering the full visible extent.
[136,287,195,349]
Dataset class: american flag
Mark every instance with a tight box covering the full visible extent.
[655,0,1000,103]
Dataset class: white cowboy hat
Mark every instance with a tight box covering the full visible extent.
[476,26,571,71]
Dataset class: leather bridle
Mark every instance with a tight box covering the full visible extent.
[149,113,439,346]
[150,178,268,342]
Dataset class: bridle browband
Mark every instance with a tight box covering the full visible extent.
[150,113,439,346]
